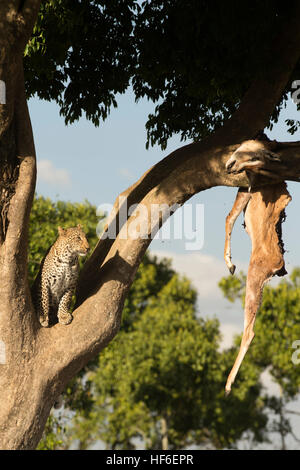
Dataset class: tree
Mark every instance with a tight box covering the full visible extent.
[219,270,300,448]
[1,0,300,449]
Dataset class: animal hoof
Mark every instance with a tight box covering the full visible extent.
[229,265,236,275]
[58,313,73,325]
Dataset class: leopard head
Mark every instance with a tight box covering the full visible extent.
[57,224,90,257]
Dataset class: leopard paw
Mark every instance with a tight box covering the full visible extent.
[39,315,50,328]
[58,311,73,325]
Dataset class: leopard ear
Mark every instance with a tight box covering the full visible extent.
[77,224,82,229]
[58,226,65,235]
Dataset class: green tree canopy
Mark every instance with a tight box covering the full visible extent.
[24,1,300,149]
[67,272,267,450]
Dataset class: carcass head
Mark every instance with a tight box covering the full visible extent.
[226,140,286,179]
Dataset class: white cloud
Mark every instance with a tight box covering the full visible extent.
[151,249,246,300]
[260,367,281,396]
[37,159,71,187]
[219,323,241,350]
[150,249,247,329]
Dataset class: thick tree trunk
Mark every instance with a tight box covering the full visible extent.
[161,416,169,451]
[1,0,300,450]
[0,1,40,449]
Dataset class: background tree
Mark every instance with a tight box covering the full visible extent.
[1,0,300,448]
[68,274,268,450]
[219,270,300,448]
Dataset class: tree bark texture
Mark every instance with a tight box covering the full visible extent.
[161,416,169,451]
[1,1,300,449]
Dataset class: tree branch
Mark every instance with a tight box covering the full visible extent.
[3,58,36,252]
[77,1,300,304]
[222,1,300,139]
[0,1,40,54]
[18,0,40,33]
[286,409,300,417]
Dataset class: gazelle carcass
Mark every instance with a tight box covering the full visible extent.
[224,139,292,394]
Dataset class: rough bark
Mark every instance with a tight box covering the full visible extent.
[1,1,300,450]
[0,0,40,450]
[161,416,169,451]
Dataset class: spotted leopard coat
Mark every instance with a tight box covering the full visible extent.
[31,225,89,327]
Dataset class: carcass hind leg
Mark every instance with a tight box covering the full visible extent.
[224,189,251,275]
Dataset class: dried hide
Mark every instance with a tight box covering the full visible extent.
[224,182,291,394]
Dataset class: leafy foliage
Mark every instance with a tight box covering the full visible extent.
[25,1,300,149]
[218,271,246,304]
[24,0,138,126]
[36,414,65,450]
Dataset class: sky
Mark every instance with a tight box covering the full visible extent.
[29,89,300,448]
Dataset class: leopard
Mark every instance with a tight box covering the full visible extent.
[31,224,90,327]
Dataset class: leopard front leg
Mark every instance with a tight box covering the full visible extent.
[57,288,74,325]
[38,281,51,328]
